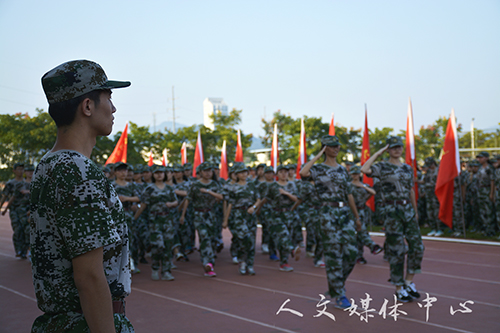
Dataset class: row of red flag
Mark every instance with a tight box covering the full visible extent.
[105,102,460,229]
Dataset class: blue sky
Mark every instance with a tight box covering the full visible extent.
[1,0,499,140]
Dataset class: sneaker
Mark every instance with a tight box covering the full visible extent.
[247,266,256,275]
[232,256,239,264]
[261,244,269,254]
[371,244,383,255]
[269,254,279,261]
[185,247,194,255]
[171,262,177,269]
[299,241,305,248]
[404,282,421,299]
[396,288,413,302]
[306,251,315,258]
[161,271,175,281]
[334,296,351,309]
[151,269,160,281]
[314,260,326,268]
[239,262,247,275]
[427,230,436,236]
[356,257,367,265]
[291,245,301,261]
[452,231,462,237]
[204,263,217,277]
[434,230,444,237]
[176,252,186,262]
[279,263,294,272]
[216,242,224,253]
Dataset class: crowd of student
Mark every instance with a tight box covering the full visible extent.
[1,137,499,308]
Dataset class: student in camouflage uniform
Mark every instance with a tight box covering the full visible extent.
[257,166,279,261]
[135,165,178,281]
[492,156,500,234]
[263,165,301,272]
[173,163,194,258]
[300,135,361,309]
[349,166,383,265]
[112,162,142,273]
[223,164,261,275]
[180,162,223,277]
[222,165,240,264]
[253,163,269,253]
[423,157,446,236]
[294,177,325,267]
[6,164,34,259]
[362,136,424,303]
[464,160,480,231]
[31,60,133,332]
[0,162,25,257]
[475,152,497,236]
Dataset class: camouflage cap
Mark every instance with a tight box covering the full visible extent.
[183,163,193,170]
[469,159,480,166]
[24,164,35,171]
[234,162,248,174]
[264,166,275,173]
[42,60,131,104]
[114,162,129,171]
[256,163,267,169]
[199,162,213,171]
[386,136,404,148]
[152,164,166,173]
[276,164,289,172]
[142,165,152,173]
[288,164,297,169]
[172,163,183,172]
[424,157,436,166]
[134,164,143,174]
[103,165,111,173]
[476,151,489,158]
[13,162,24,169]
[349,165,361,174]
[321,135,341,147]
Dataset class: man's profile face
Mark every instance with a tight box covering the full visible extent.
[91,90,116,136]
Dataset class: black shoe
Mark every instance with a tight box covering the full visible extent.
[371,244,383,255]
[216,243,224,253]
[396,289,413,303]
[404,282,421,299]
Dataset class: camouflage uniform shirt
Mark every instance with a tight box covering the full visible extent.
[367,162,414,201]
[30,150,132,330]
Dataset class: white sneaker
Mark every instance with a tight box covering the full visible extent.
[161,271,175,281]
[427,230,436,236]
[239,262,247,275]
[434,230,444,237]
[262,244,269,254]
[232,256,239,264]
[151,269,160,280]
[314,260,326,268]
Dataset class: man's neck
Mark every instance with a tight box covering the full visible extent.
[51,126,96,158]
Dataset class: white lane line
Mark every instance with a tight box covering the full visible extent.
[423,258,499,268]
[0,285,36,302]
[168,271,477,333]
[132,287,298,333]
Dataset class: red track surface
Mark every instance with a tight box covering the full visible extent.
[1,213,499,333]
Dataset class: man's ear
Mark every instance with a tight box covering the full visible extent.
[80,98,93,117]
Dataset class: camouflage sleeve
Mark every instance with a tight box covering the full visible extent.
[54,164,120,259]
[141,185,153,205]
[368,162,382,179]
[2,181,14,196]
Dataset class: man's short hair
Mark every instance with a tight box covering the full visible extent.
[48,90,102,127]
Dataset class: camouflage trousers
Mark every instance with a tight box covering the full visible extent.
[260,207,276,254]
[381,203,424,286]
[452,189,466,233]
[477,188,496,235]
[10,205,29,255]
[124,211,140,265]
[32,312,134,333]
[269,210,295,265]
[175,208,195,255]
[228,209,257,266]
[319,206,358,298]
[356,207,377,258]
[193,210,217,266]
[135,214,150,258]
[426,193,445,231]
[149,213,177,273]
[302,206,324,263]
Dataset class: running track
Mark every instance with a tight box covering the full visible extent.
[1,214,499,333]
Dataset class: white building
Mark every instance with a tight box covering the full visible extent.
[203,97,228,130]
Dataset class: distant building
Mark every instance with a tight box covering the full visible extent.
[203,97,228,130]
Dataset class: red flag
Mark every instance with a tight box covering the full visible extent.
[162,148,168,166]
[180,142,187,165]
[296,118,307,179]
[148,149,154,167]
[270,123,279,173]
[361,106,375,211]
[235,129,243,162]
[105,123,128,164]
[435,109,460,228]
[193,131,204,177]
[405,98,418,200]
[329,113,335,136]
[219,140,228,180]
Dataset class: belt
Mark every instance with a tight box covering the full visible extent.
[76,300,125,315]
[384,200,409,205]
[194,208,211,212]
[322,201,345,208]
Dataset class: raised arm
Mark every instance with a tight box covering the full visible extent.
[300,146,327,178]
[360,144,389,175]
